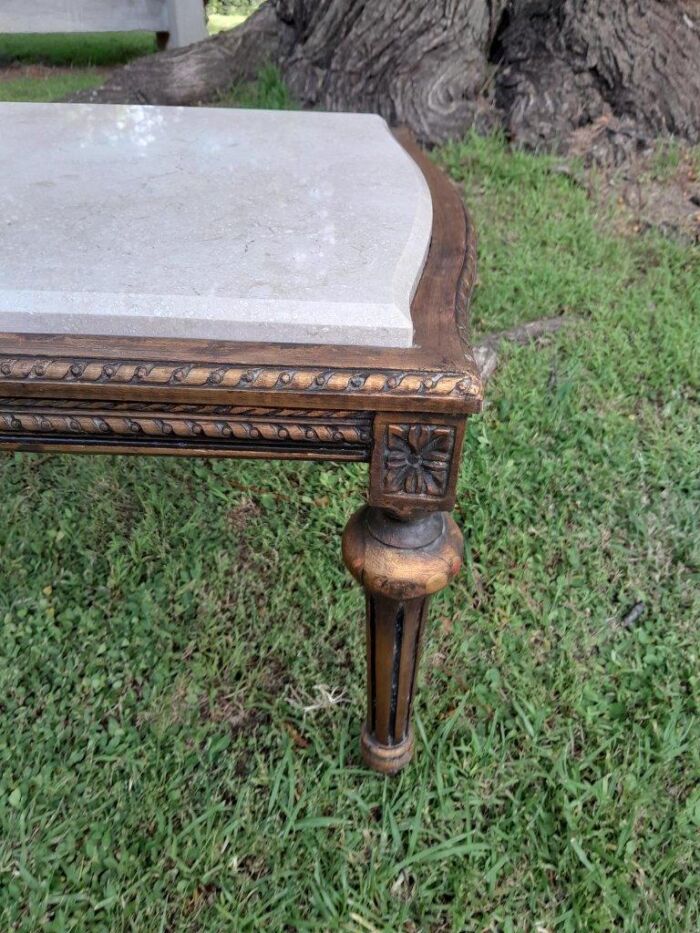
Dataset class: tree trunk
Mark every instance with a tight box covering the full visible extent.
[71,0,700,154]
[495,0,700,156]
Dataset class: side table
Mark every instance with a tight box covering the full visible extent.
[0,102,482,773]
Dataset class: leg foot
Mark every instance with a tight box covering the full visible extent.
[342,507,463,774]
[361,722,414,774]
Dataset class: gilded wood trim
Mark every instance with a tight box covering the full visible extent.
[0,355,480,404]
[0,399,372,460]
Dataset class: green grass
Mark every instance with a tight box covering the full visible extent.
[648,136,700,184]
[0,72,102,103]
[649,138,684,183]
[0,68,699,930]
[208,0,262,15]
[216,64,298,110]
[0,32,156,67]
[0,18,251,103]
[0,32,156,103]
[208,13,248,34]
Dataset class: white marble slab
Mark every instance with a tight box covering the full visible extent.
[0,103,433,347]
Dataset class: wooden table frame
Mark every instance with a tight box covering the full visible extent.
[0,132,482,774]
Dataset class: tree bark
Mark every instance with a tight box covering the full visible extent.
[275,0,507,144]
[495,0,700,155]
[71,0,700,154]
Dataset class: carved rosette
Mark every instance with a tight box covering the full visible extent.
[369,415,464,515]
[383,424,454,497]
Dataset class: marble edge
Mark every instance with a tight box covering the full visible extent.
[382,122,434,333]
[0,100,396,123]
[0,296,414,349]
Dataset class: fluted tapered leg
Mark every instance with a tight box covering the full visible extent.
[342,506,463,774]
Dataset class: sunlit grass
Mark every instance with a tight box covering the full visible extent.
[0,71,102,102]
[208,13,247,34]
[0,31,156,67]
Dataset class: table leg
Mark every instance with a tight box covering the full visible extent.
[342,506,463,774]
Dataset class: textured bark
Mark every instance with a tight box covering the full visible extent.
[496,0,700,154]
[275,0,507,143]
[70,0,700,154]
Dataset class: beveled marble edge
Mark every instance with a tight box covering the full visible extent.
[388,125,433,320]
[0,291,413,348]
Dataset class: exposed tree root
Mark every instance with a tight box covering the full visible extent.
[473,315,578,382]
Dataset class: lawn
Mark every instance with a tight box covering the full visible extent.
[0,35,699,933]
[0,13,245,102]
[0,32,157,102]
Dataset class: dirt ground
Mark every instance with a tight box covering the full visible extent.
[565,116,700,244]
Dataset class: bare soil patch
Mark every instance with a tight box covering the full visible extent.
[565,120,700,243]
[0,62,112,82]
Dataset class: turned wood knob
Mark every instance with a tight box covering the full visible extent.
[342,507,463,601]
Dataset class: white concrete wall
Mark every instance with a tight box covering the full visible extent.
[0,0,207,48]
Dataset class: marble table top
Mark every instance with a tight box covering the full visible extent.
[0,103,433,348]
